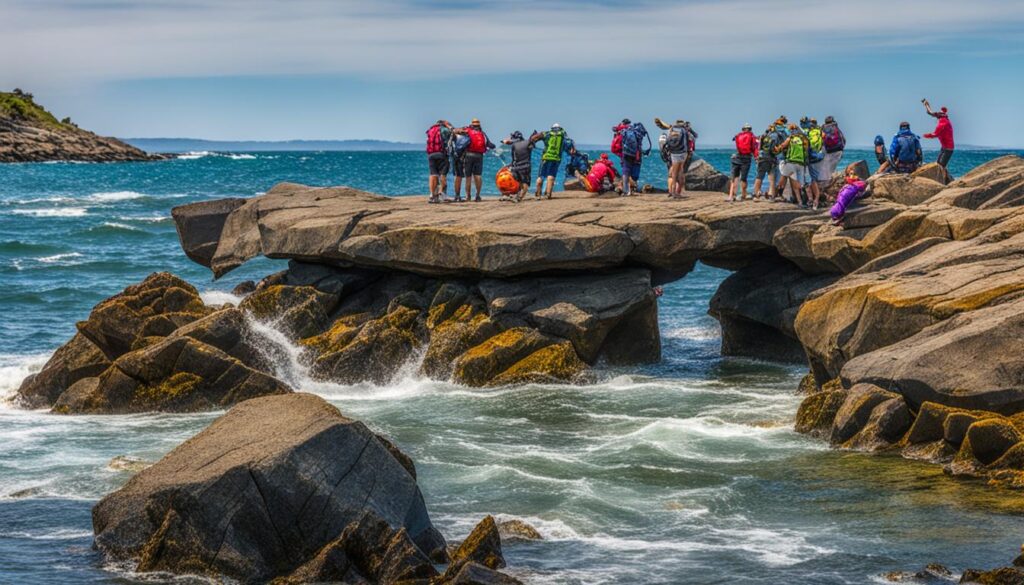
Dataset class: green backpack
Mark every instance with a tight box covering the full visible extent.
[542,129,565,162]
[787,134,809,164]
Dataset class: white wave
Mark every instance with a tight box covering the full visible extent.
[663,325,719,341]
[9,207,87,217]
[117,214,170,223]
[96,222,144,232]
[200,290,243,306]
[37,252,85,264]
[0,353,50,404]
[0,528,93,541]
[226,153,256,160]
[176,150,213,160]
[85,190,146,202]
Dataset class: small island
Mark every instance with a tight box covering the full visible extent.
[0,89,164,163]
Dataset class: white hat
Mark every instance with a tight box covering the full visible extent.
[552,123,561,129]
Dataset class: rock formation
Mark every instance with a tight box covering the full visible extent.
[1,90,164,163]
[93,392,524,584]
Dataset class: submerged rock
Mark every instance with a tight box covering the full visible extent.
[92,393,446,583]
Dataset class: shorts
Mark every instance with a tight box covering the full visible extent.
[463,152,484,176]
[937,148,954,168]
[808,159,827,183]
[756,158,777,181]
[621,156,641,180]
[511,164,531,185]
[821,150,843,181]
[428,152,449,176]
[670,152,687,164]
[539,160,560,179]
[453,156,465,178]
[780,161,805,182]
[730,154,752,180]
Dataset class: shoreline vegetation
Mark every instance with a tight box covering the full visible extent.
[10,154,1024,582]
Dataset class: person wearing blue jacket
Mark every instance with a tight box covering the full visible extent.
[889,122,923,174]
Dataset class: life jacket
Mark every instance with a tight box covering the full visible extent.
[426,125,444,154]
[895,133,921,163]
[822,122,846,153]
[542,129,565,162]
[786,134,809,165]
[734,131,756,156]
[807,127,824,162]
[467,128,486,153]
[665,124,688,154]
[620,122,650,160]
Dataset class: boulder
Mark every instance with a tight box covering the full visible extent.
[15,333,110,408]
[843,396,912,451]
[53,333,291,414]
[171,198,247,267]
[92,393,446,583]
[912,162,952,185]
[829,384,901,445]
[452,328,571,387]
[76,272,212,360]
[240,284,338,340]
[479,269,659,364]
[443,516,506,580]
[448,562,524,585]
[954,418,1021,467]
[794,389,847,437]
[708,257,837,362]
[868,174,944,205]
[684,158,730,193]
[497,519,543,541]
[959,566,1024,584]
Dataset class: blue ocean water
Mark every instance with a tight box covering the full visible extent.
[1,149,1023,584]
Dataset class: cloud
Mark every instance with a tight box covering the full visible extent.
[3,0,1024,88]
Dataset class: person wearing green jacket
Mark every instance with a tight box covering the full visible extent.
[534,123,570,199]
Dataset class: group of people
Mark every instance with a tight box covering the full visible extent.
[425,99,955,209]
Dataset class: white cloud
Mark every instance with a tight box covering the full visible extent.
[2,0,1023,88]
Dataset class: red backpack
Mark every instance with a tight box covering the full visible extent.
[426,125,444,154]
[735,131,756,155]
[467,128,486,153]
[611,132,624,156]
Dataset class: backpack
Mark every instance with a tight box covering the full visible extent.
[822,122,845,153]
[735,131,755,155]
[666,124,688,154]
[542,129,565,162]
[896,133,920,163]
[453,134,471,158]
[759,133,776,158]
[467,128,486,153]
[786,134,809,164]
[611,132,624,156]
[620,122,650,160]
[807,127,824,162]
[426,125,444,154]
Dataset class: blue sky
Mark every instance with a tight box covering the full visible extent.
[4,0,1024,146]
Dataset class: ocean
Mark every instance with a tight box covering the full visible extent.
[2,148,1023,584]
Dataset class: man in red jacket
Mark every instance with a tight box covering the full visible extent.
[922,99,954,169]
[728,123,759,201]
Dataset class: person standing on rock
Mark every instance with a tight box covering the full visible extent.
[425,120,452,204]
[449,129,471,202]
[753,124,780,200]
[922,100,954,169]
[653,117,689,198]
[770,119,791,199]
[728,123,758,202]
[611,119,650,196]
[535,123,570,199]
[820,115,847,180]
[889,121,923,174]
[457,119,495,202]
[775,123,810,206]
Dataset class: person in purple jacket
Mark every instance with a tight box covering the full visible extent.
[830,168,868,225]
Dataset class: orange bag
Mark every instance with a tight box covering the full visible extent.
[495,166,520,195]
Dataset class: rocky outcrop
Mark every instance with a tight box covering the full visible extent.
[172,183,812,280]
[1,90,164,163]
[17,273,291,413]
[93,393,448,583]
[684,158,730,192]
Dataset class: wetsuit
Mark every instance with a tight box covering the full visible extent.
[507,137,535,185]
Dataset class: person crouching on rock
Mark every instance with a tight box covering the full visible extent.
[576,153,619,194]
[501,130,541,202]
[830,167,868,226]
[728,123,758,202]
[564,140,591,179]
[425,119,452,204]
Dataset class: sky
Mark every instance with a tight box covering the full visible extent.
[4,0,1024,147]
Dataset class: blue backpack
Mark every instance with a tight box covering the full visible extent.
[621,123,650,159]
[896,133,920,163]
[452,134,471,158]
